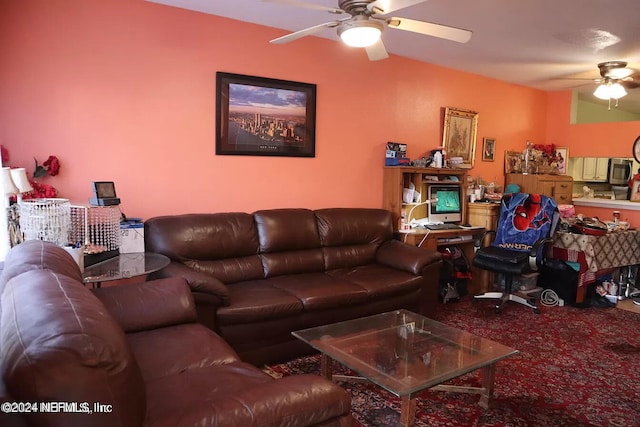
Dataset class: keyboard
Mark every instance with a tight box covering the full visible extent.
[425,223,460,230]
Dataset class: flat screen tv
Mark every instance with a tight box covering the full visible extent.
[427,185,463,224]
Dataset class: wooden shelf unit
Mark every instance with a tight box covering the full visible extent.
[383,166,469,230]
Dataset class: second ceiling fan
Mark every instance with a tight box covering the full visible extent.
[265,0,472,61]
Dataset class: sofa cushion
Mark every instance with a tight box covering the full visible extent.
[328,264,423,299]
[144,363,351,427]
[254,209,321,252]
[127,323,240,382]
[1,269,146,426]
[269,273,369,310]
[315,208,393,246]
[92,277,198,333]
[146,213,265,283]
[216,280,304,325]
[315,208,393,270]
[185,256,264,284]
[254,209,325,277]
[260,249,326,278]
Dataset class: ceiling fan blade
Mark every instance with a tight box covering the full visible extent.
[262,0,343,15]
[368,0,428,15]
[366,39,389,61]
[387,17,472,43]
[270,20,341,44]
[367,0,427,15]
[621,79,640,89]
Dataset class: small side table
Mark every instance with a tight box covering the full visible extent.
[82,252,170,287]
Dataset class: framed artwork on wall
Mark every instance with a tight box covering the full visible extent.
[505,150,522,174]
[442,107,478,168]
[482,137,495,161]
[215,72,316,157]
[555,147,569,174]
[631,180,640,202]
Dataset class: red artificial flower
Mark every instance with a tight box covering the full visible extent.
[34,155,61,177]
[1,145,8,165]
[43,155,60,176]
[22,179,58,199]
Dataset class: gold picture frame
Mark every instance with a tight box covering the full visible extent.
[505,150,522,174]
[555,146,569,174]
[442,107,479,169]
[482,137,495,161]
[631,180,640,202]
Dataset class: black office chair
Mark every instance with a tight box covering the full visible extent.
[473,193,559,314]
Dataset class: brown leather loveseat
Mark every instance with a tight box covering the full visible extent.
[145,208,442,366]
[0,240,353,427]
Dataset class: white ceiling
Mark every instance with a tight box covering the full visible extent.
[147,0,640,112]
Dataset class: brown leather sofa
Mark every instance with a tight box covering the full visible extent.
[145,208,443,366]
[0,240,353,427]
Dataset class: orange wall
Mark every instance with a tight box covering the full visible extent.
[0,0,559,219]
[545,91,640,157]
[545,91,640,225]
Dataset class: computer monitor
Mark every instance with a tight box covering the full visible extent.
[427,185,463,224]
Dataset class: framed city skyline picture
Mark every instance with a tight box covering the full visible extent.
[216,72,316,157]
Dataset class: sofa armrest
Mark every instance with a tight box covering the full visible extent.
[220,372,351,425]
[92,278,198,333]
[150,261,230,306]
[376,239,442,275]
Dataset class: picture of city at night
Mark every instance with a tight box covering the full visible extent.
[216,72,316,157]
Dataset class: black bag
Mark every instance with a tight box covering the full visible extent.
[438,246,471,303]
[539,259,579,305]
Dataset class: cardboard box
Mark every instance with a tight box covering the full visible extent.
[120,222,144,253]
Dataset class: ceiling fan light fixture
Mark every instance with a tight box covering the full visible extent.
[594,81,628,100]
[609,82,627,99]
[593,83,611,100]
[338,19,383,48]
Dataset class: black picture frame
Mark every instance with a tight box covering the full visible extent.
[216,72,316,157]
[92,181,117,198]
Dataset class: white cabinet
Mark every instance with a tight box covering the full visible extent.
[582,158,609,182]
[569,157,583,181]
[571,157,609,182]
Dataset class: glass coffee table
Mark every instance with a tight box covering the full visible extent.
[82,252,170,287]
[293,310,518,427]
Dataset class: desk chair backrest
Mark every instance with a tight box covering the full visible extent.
[492,193,559,252]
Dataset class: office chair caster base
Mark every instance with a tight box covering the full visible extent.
[475,291,541,314]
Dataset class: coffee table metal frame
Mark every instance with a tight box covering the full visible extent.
[293,310,518,427]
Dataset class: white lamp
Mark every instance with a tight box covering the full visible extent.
[338,18,383,48]
[9,168,33,203]
[0,167,16,260]
[2,167,18,197]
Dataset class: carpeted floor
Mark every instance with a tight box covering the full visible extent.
[269,299,640,426]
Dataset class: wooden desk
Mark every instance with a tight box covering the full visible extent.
[400,227,486,294]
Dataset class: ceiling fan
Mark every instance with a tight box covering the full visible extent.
[594,61,639,90]
[591,61,639,109]
[264,0,472,61]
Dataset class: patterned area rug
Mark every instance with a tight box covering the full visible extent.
[269,299,640,426]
